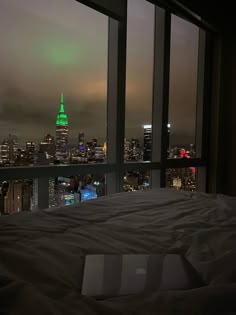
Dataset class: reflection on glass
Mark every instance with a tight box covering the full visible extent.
[0,179,33,215]
[125,0,154,162]
[0,0,107,167]
[168,15,199,159]
[166,167,197,191]
[124,170,151,192]
[49,174,106,208]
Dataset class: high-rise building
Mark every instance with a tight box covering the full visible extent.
[36,151,49,165]
[0,135,18,165]
[22,183,33,211]
[26,142,35,164]
[0,181,9,215]
[4,181,32,214]
[92,138,98,147]
[39,134,56,158]
[124,138,131,161]
[8,135,18,163]
[0,144,9,164]
[49,178,57,208]
[15,149,27,166]
[86,141,95,161]
[55,93,69,160]
[143,125,152,161]
[130,139,141,161]
[94,146,105,162]
[78,132,85,147]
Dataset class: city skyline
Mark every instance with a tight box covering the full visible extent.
[0,0,199,145]
[0,92,196,151]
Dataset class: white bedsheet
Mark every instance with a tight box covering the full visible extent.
[1,188,236,314]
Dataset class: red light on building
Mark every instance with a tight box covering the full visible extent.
[180,149,190,159]
[180,149,185,157]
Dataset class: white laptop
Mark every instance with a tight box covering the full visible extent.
[81,254,203,298]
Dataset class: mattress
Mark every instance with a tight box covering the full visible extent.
[1,188,236,314]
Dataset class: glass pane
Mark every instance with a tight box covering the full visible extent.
[0,179,33,215]
[165,167,197,191]
[168,15,199,159]
[0,0,107,167]
[125,0,154,162]
[124,170,151,192]
[49,174,106,208]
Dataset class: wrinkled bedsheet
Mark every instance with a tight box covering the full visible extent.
[1,188,236,314]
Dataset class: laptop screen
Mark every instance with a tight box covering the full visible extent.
[81,254,204,297]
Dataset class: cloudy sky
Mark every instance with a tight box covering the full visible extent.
[0,0,199,146]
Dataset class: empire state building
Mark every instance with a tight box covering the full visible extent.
[55,93,68,160]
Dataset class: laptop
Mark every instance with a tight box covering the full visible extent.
[81,254,204,298]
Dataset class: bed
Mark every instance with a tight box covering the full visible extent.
[1,188,236,314]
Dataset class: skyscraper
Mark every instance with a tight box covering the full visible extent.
[55,93,69,160]
[124,138,131,161]
[143,125,152,161]
[39,134,56,157]
[130,139,141,161]
[26,142,35,164]
[4,181,32,214]
[94,146,105,162]
[0,144,9,164]
[78,132,85,147]
[0,135,18,165]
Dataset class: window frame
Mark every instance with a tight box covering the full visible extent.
[0,0,213,210]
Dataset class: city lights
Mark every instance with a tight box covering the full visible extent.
[0,95,197,215]
[143,124,152,129]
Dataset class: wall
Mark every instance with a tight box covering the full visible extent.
[217,28,236,195]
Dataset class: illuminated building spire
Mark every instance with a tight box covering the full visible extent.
[56,93,68,125]
[55,93,69,160]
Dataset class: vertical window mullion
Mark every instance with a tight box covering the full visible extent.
[106,11,127,194]
[160,11,171,187]
[151,6,166,188]
[195,29,206,159]
[106,18,119,195]
[202,32,214,192]
[116,14,127,192]
[107,18,118,166]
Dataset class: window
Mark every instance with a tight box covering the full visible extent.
[124,170,151,191]
[0,0,210,214]
[165,167,206,192]
[165,167,197,191]
[0,0,108,167]
[168,15,202,159]
[125,0,155,162]
[0,179,33,215]
[49,174,106,208]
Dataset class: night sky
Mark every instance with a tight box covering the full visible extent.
[0,0,199,146]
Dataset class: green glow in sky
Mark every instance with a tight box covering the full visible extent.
[43,40,80,66]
